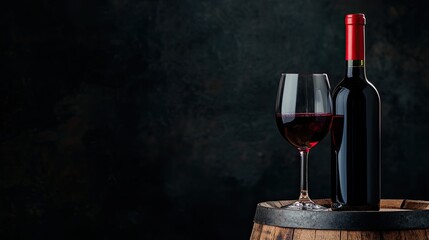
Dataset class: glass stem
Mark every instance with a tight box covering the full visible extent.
[298,149,312,203]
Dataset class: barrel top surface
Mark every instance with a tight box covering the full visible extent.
[253,199,429,230]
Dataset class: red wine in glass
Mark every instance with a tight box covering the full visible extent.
[276,113,332,150]
[331,115,344,151]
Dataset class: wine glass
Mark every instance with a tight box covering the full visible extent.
[275,73,333,210]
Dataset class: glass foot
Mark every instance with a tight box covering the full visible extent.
[282,201,328,211]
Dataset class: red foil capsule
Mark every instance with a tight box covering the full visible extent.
[345,13,366,60]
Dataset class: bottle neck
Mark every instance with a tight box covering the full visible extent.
[345,21,366,78]
[345,24,365,61]
[345,60,366,78]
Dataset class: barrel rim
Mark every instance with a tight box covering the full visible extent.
[253,199,429,230]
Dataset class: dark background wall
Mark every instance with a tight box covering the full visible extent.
[2,0,429,239]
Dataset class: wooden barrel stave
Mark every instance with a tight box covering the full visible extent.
[250,225,429,240]
[250,199,429,240]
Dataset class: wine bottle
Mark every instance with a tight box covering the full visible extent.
[331,13,381,211]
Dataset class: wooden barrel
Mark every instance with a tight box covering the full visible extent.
[250,199,429,240]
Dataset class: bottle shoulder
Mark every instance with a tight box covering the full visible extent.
[333,77,380,103]
[334,77,379,96]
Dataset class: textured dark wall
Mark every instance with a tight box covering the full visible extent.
[2,0,429,239]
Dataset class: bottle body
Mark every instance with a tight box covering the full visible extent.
[331,14,381,211]
[331,66,381,211]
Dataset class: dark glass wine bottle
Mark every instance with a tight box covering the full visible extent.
[331,13,381,211]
